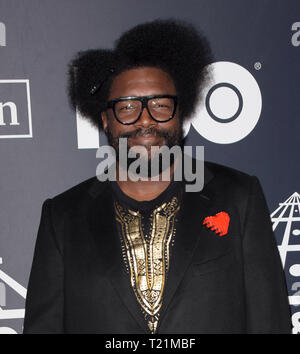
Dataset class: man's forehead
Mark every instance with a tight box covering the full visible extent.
[109,66,176,98]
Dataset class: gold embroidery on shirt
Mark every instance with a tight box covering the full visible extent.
[114,197,180,333]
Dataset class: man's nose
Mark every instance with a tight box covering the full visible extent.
[136,107,156,127]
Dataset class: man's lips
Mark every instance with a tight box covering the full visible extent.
[130,134,163,141]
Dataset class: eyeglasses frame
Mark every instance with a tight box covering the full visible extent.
[106,94,178,125]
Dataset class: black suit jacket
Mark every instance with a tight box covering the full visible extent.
[23,161,291,333]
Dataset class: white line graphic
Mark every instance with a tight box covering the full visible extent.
[272,192,300,306]
[0,258,26,320]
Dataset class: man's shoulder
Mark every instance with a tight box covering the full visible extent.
[204,160,255,198]
[204,161,251,180]
[48,175,107,214]
[47,160,254,211]
[205,160,252,182]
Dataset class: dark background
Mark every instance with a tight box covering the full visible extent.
[0,0,299,333]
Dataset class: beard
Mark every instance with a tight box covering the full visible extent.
[105,124,184,177]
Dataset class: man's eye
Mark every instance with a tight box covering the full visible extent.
[152,102,170,109]
[120,104,136,110]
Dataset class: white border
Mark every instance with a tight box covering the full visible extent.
[0,79,33,138]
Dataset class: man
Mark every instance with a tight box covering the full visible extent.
[23,19,291,334]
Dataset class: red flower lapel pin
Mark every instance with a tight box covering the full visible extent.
[203,212,230,236]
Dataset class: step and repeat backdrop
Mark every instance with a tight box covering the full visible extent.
[0,0,299,334]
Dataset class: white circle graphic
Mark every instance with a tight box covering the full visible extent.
[191,61,262,144]
[183,119,191,138]
[289,264,300,277]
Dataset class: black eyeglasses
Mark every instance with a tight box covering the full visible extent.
[106,94,178,125]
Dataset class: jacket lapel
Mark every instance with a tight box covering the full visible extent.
[157,163,215,330]
[88,180,149,333]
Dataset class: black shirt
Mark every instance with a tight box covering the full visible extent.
[111,178,183,333]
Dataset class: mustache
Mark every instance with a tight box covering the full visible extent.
[119,127,170,139]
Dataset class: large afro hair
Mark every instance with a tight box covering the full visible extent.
[68,19,213,129]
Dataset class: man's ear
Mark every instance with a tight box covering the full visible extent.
[101,111,108,132]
